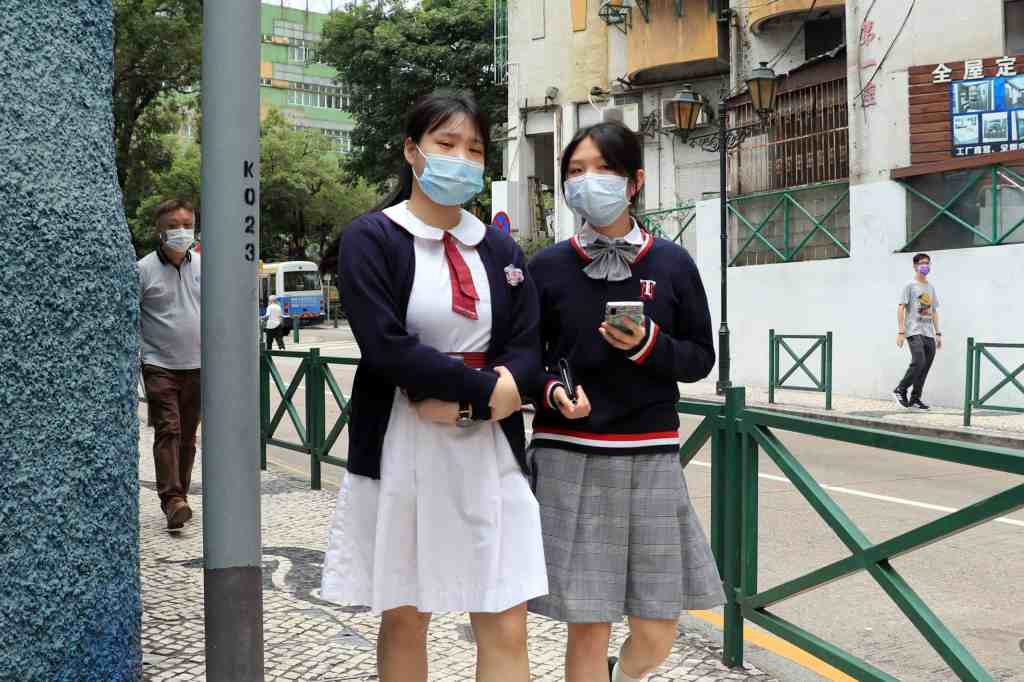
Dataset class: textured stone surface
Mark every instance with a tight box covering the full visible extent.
[0,2,141,679]
[138,422,777,681]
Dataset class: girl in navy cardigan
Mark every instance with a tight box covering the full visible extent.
[527,122,725,682]
[319,91,547,682]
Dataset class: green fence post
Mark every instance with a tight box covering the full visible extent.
[292,318,300,344]
[741,428,759,602]
[306,348,323,490]
[964,337,975,427]
[710,413,726,578]
[825,331,833,411]
[259,350,269,471]
[768,329,776,405]
[722,386,746,668]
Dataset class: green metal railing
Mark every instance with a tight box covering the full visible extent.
[260,349,1023,678]
[728,182,851,265]
[768,330,833,410]
[637,204,696,244]
[681,388,1024,680]
[259,349,356,489]
[898,163,1024,250]
[964,338,1024,427]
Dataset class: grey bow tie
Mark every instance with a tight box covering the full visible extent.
[581,236,641,282]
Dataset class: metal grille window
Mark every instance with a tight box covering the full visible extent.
[288,44,319,64]
[322,129,353,154]
[273,19,316,42]
[730,78,849,195]
[494,0,508,83]
[726,78,851,266]
[287,83,352,111]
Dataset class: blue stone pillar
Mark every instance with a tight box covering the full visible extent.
[0,2,142,680]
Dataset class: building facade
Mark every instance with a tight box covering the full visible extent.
[499,0,1024,407]
[260,2,355,154]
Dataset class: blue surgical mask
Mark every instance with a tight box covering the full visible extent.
[565,174,630,227]
[162,228,195,252]
[414,146,485,206]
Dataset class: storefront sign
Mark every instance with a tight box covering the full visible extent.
[908,56,1024,165]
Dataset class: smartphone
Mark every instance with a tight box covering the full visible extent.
[605,301,645,334]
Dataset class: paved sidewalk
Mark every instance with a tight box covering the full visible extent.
[138,423,779,681]
[682,380,1024,446]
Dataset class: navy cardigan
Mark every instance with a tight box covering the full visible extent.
[336,210,542,480]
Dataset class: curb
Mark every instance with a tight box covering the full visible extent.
[682,394,1024,451]
[761,404,1024,451]
[679,613,830,681]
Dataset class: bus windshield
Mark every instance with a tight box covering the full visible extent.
[283,271,321,292]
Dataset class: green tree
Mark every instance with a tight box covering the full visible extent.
[113,0,202,233]
[319,0,505,205]
[259,109,378,262]
[137,109,379,262]
[132,138,201,254]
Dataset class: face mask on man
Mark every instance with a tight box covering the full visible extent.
[414,145,485,206]
[162,228,195,253]
[917,264,930,276]
[564,174,631,227]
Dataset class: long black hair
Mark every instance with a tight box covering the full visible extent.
[320,89,490,273]
[560,121,644,208]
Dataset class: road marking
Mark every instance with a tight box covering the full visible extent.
[686,610,856,681]
[688,460,1024,528]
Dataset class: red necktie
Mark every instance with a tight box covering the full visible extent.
[443,232,479,320]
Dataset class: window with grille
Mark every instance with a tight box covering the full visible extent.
[730,77,849,195]
[286,82,352,111]
[726,78,851,266]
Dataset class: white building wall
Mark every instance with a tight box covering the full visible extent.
[684,0,1024,407]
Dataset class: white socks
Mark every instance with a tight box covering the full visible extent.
[611,659,645,682]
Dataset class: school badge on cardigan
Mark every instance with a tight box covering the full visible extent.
[640,279,657,300]
[505,264,525,287]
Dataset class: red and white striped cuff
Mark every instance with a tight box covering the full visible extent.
[543,379,563,410]
[628,320,660,365]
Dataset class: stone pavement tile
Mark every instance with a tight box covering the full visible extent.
[138,417,779,681]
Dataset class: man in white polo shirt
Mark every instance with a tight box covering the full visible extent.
[138,199,201,529]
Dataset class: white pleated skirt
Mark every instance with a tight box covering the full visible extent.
[320,390,548,614]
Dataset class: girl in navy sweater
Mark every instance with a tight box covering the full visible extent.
[319,91,547,682]
[527,122,725,682]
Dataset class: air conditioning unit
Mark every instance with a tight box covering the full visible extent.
[601,103,641,132]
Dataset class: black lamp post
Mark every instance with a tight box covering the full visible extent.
[663,63,779,394]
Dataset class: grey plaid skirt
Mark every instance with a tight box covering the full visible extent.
[527,447,725,623]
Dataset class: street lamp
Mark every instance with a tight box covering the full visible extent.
[662,63,778,394]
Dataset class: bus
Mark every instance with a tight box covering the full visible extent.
[258,261,325,328]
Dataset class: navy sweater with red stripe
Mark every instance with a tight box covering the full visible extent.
[528,232,715,455]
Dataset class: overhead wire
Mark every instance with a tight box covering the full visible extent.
[853,0,916,102]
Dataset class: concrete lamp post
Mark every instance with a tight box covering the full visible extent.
[663,63,779,394]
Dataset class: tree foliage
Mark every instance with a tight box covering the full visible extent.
[113,0,203,232]
[319,0,505,196]
[136,109,378,262]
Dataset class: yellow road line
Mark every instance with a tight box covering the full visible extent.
[687,610,856,681]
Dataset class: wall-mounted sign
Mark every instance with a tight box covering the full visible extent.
[491,210,512,234]
[908,56,1024,166]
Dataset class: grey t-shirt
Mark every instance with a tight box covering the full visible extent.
[899,279,938,339]
[138,249,201,369]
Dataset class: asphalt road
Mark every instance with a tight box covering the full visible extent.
[263,325,1024,681]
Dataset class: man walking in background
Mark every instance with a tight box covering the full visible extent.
[262,294,286,350]
[894,253,942,410]
[138,199,201,529]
